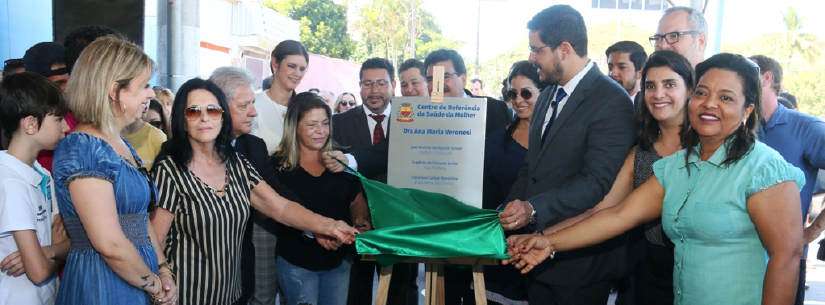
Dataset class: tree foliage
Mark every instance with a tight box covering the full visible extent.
[351,0,463,71]
[722,7,825,116]
[264,0,356,59]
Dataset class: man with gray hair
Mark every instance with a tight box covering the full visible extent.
[651,6,708,67]
[209,66,302,305]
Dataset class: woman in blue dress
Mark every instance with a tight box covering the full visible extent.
[507,53,806,305]
[52,36,178,304]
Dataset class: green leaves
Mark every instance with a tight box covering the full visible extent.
[265,0,356,59]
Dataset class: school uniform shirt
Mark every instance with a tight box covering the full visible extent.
[0,151,57,305]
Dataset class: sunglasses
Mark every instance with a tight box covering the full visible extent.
[147,121,163,129]
[341,101,356,106]
[184,105,224,121]
[506,88,535,101]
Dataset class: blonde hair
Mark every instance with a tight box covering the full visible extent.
[67,36,154,138]
[274,92,333,171]
[155,88,174,105]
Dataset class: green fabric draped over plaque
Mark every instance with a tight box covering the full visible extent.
[338,158,510,266]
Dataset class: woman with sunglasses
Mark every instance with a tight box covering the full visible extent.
[506,53,805,305]
[333,92,357,114]
[143,99,172,139]
[480,60,547,305]
[51,36,177,304]
[149,79,358,305]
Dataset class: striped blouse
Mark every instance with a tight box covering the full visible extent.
[152,153,262,305]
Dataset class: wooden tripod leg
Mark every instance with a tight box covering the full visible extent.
[425,263,434,305]
[435,264,445,305]
[375,265,393,305]
[472,265,487,305]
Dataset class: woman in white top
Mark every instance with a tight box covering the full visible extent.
[252,40,309,155]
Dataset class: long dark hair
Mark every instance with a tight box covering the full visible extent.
[636,51,695,150]
[682,53,762,169]
[156,78,235,168]
[503,61,548,149]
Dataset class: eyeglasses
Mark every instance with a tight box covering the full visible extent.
[147,121,163,129]
[341,101,356,106]
[184,105,224,121]
[360,79,389,89]
[506,88,536,101]
[649,31,700,47]
[528,45,550,55]
[425,73,459,83]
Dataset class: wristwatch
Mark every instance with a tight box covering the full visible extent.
[528,203,537,225]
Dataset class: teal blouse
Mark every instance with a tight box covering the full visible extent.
[652,140,805,305]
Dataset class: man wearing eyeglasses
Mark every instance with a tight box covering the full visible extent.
[501,5,635,304]
[652,6,708,67]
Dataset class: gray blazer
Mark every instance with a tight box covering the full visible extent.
[506,65,636,286]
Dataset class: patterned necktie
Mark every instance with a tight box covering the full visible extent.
[371,114,386,145]
[542,88,567,145]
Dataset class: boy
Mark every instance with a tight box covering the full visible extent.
[0,72,71,304]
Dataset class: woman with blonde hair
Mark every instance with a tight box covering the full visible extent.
[154,88,175,118]
[272,92,370,305]
[333,92,357,114]
[52,36,177,304]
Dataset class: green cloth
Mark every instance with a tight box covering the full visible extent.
[337,157,509,266]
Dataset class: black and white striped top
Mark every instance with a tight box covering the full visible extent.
[152,153,262,305]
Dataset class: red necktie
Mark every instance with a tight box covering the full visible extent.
[371,114,386,144]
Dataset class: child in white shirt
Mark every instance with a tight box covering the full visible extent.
[0,72,72,305]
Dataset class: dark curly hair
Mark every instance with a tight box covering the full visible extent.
[682,53,762,171]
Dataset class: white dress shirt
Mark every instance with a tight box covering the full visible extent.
[541,61,594,137]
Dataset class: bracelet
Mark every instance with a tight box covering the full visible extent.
[158,267,176,283]
[148,274,163,305]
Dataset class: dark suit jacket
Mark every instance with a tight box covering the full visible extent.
[332,105,374,152]
[505,65,636,286]
[350,91,512,178]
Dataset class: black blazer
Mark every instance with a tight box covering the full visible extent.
[332,105,374,152]
[350,91,513,178]
[505,65,636,286]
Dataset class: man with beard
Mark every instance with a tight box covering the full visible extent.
[322,51,511,180]
[605,41,646,103]
[330,57,417,305]
[498,5,636,304]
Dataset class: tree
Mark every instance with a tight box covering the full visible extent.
[780,7,821,75]
[264,0,356,60]
[351,0,463,70]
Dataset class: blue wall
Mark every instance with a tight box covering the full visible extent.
[0,0,54,61]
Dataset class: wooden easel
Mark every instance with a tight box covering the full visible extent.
[366,66,495,305]
[362,256,499,305]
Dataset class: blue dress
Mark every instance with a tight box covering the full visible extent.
[52,133,158,305]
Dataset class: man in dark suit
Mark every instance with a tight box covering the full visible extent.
[209,66,302,305]
[498,5,636,304]
[333,57,419,305]
[323,50,513,179]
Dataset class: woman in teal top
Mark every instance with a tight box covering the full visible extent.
[504,53,805,305]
